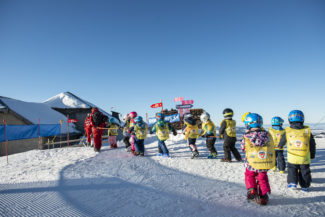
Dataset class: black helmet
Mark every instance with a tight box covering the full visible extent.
[223,108,233,117]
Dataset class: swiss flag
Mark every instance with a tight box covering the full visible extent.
[151,102,163,108]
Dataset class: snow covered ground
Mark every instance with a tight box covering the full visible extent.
[1,133,325,217]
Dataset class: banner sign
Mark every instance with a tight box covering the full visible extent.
[68,119,78,123]
[147,113,180,127]
[176,104,193,109]
[174,97,184,102]
[164,113,180,123]
[182,100,194,105]
[150,102,163,108]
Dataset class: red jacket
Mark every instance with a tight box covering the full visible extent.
[84,115,92,131]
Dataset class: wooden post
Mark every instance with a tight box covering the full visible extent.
[3,119,8,164]
[67,115,69,147]
[38,118,42,150]
[60,120,63,148]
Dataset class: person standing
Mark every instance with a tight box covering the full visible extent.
[219,108,242,162]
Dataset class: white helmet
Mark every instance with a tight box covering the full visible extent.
[123,114,129,121]
[200,112,210,123]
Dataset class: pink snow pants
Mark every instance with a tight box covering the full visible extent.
[131,135,135,151]
[245,168,271,196]
[108,136,117,146]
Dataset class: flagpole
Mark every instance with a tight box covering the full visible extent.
[161,99,163,113]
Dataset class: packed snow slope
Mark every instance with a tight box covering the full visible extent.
[1,133,325,217]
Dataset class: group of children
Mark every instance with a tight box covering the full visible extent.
[241,110,316,205]
[89,108,316,206]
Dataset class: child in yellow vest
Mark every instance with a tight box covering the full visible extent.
[269,116,286,173]
[219,108,242,162]
[107,118,119,148]
[278,110,316,192]
[241,113,275,205]
[150,113,177,157]
[182,114,200,159]
[129,116,147,156]
[200,112,218,159]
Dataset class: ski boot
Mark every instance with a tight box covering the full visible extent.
[163,153,169,158]
[288,183,297,190]
[279,170,285,174]
[220,158,231,163]
[139,152,144,157]
[94,147,101,152]
[259,194,269,205]
[247,188,257,200]
[301,187,309,192]
[156,153,163,156]
[271,166,277,172]
[207,152,217,159]
[191,151,199,159]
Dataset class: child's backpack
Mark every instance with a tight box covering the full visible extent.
[92,110,108,127]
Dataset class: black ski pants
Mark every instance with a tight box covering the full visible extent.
[123,136,131,149]
[206,138,217,154]
[223,137,242,161]
[287,163,312,188]
[275,150,286,171]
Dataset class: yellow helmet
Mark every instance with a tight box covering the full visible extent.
[242,112,251,123]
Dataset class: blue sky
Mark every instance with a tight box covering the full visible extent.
[1,0,325,126]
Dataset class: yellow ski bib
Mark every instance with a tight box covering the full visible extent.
[285,127,310,157]
[185,124,199,140]
[156,124,170,141]
[225,120,236,138]
[245,136,275,170]
[268,128,285,150]
[108,124,119,136]
[135,124,148,140]
[201,121,216,137]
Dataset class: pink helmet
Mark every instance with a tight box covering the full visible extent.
[128,111,137,119]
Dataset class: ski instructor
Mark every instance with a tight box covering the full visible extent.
[90,107,108,152]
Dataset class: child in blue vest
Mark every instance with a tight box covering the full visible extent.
[129,116,148,156]
[278,110,316,192]
[268,116,286,173]
[150,113,177,157]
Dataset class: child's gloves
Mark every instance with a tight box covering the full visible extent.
[173,131,177,136]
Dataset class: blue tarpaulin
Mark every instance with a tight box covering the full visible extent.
[0,124,61,142]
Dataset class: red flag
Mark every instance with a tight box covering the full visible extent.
[150,102,163,108]
[174,97,184,102]
[182,100,194,105]
[68,119,78,123]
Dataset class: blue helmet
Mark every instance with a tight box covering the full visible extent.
[271,116,284,126]
[109,117,116,124]
[134,116,143,123]
[244,113,263,129]
[156,112,165,121]
[288,110,304,123]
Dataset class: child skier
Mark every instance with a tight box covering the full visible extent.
[182,113,200,159]
[269,116,286,173]
[129,116,147,156]
[150,113,177,157]
[200,112,218,159]
[242,113,275,205]
[107,117,119,149]
[122,114,131,150]
[278,110,316,192]
[128,111,138,154]
[219,108,242,162]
